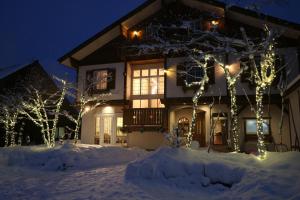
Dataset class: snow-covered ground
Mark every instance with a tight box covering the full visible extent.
[0,143,299,200]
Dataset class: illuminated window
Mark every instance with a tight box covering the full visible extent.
[133,99,164,108]
[132,79,140,95]
[245,119,270,135]
[95,117,100,137]
[103,116,112,144]
[140,99,148,108]
[131,65,165,108]
[116,117,126,144]
[94,70,108,90]
[132,67,164,96]
[141,78,149,95]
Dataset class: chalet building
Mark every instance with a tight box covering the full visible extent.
[59,0,300,151]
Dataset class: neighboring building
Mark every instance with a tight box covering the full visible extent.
[58,0,300,151]
[0,60,76,146]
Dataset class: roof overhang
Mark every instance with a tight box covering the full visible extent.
[59,0,163,67]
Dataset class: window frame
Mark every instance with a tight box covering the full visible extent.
[244,117,272,141]
[86,68,115,94]
[130,63,165,108]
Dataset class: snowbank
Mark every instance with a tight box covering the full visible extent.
[126,148,245,188]
[125,147,300,199]
[0,142,146,171]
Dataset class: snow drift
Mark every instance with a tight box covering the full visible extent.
[125,147,300,200]
[126,147,245,188]
[0,142,146,171]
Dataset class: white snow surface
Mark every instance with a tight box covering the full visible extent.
[0,143,299,200]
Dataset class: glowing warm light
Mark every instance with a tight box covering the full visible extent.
[256,152,267,161]
[102,106,114,114]
[213,61,241,152]
[84,106,91,112]
[185,55,210,147]
[211,20,219,26]
[253,43,276,159]
[134,31,140,36]
[131,30,142,39]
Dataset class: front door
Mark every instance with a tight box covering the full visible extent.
[213,118,228,145]
[102,116,113,144]
[194,112,206,147]
[95,114,125,145]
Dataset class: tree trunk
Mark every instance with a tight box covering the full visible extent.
[256,87,267,158]
[229,85,240,152]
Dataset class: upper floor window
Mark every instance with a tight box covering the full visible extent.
[132,67,164,96]
[86,68,115,94]
[95,70,108,90]
[131,63,165,108]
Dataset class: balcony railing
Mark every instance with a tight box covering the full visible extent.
[123,108,167,130]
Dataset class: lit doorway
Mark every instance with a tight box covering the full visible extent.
[212,113,228,145]
[95,114,126,145]
[103,116,113,144]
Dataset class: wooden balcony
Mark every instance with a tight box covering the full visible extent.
[123,108,167,131]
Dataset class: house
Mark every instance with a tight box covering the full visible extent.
[58,0,300,151]
[0,60,76,146]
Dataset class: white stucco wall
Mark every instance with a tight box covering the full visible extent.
[127,131,167,150]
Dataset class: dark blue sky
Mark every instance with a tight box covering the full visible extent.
[0,0,300,83]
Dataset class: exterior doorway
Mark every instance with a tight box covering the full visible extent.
[103,116,113,144]
[212,113,228,145]
[194,111,206,147]
[95,113,127,145]
[177,117,189,145]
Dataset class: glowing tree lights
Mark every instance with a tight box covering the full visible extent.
[242,26,278,159]
[0,93,22,147]
[128,11,279,154]
[184,56,209,147]
[0,105,18,146]
[63,83,110,144]
[191,49,245,152]
[20,77,67,148]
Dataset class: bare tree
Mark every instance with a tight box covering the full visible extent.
[20,77,67,148]
[241,26,278,158]
[63,80,111,144]
[0,91,25,146]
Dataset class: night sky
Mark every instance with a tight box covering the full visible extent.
[0,0,300,83]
